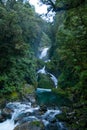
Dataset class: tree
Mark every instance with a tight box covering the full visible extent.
[40,0,86,12]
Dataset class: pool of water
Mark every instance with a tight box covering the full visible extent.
[36,89,72,107]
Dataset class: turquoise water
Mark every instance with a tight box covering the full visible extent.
[36,89,72,107]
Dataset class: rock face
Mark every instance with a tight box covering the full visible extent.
[24,94,36,104]
[38,74,55,89]
[14,121,45,130]
[0,108,12,122]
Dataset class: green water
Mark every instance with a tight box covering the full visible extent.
[36,90,72,107]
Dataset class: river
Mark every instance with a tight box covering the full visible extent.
[0,47,67,130]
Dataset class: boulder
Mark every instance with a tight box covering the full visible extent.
[38,74,55,89]
[14,112,32,124]
[40,105,47,113]
[0,107,12,121]
[2,107,12,115]
[0,113,5,122]
[14,121,45,130]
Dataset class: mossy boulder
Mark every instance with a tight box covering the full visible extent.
[21,84,35,95]
[38,74,55,89]
[14,121,45,130]
[20,84,36,104]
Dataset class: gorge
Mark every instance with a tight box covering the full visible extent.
[0,0,87,130]
[0,47,67,130]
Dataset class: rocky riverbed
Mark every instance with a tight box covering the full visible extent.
[0,90,68,130]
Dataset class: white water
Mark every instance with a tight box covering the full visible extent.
[49,73,58,88]
[39,47,49,59]
[42,109,61,126]
[37,66,58,88]
[37,66,46,74]
[0,102,39,130]
[0,48,59,130]
[42,109,61,119]
[36,88,52,93]
[0,120,17,130]
[38,47,58,88]
[0,102,61,130]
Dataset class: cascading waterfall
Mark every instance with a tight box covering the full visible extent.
[39,47,49,59]
[0,102,39,130]
[0,102,63,130]
[0,47,67,130]
[49,73,58,88]
[37,66,46,74]
[38,47,58,88]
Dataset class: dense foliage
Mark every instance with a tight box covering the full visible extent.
[0,0,49,96]
[50,0,87,103]
[0,0,87,129]
[42,0,87,129]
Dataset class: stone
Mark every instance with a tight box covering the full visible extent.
[1,107,12,120]
[40,105,47,113]
[14,121,45,130]
[14,112,32,124]
[0,114,5,122]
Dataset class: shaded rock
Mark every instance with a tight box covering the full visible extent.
[46,122,58,130]
[22,93,36,105]
[49,117,57,123]
[0,114,6,122]
[1,108,12,120]
[38,74,55,89]
[40,105,47,113]
[27,94,36,104]
[14,121,45,130]
[0,107,12,122]
[14,112,32,124]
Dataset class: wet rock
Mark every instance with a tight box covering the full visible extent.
[22,93,36,105]
[14,121,45,130]
[46,122,58,130]
[0,113,5,122]
[40,105,47,113]
[49,117,57,123]
[27,94,36,104]
[14,112,32,124]
[0,107,12,122]
[0,107,12,121]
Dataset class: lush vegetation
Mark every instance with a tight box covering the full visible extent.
[0,0,87,129]
[0,0,50,97]
[41,0,87,129]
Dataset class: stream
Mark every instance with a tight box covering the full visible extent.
[0,47,67,130]
[37,47,58,88]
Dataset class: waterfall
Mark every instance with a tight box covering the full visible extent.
[37,66,46,74]
[0,48,65,130]
[39,47,49,59]
[38,47,58,88]
[49,73,58,88]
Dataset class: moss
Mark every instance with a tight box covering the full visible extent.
[22,84,35,94]
[56,113,69,122]
[30,121,44,128]
[52,88,68,97]
[38,74,55,89]
[9,91,19,101]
